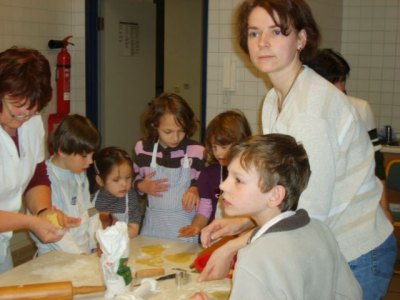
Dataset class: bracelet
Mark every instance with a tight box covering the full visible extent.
[36,208,49,216]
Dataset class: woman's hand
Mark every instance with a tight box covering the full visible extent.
[37,207,80,229]
[197,238,239,282]
[200,217,254,248]
[182,186,199,212]
[138,172,170,197]
[29,215,65,243]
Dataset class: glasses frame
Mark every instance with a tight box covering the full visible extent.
[2,97,39,120]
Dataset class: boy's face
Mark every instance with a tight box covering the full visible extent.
[157,113,185,148]
[59,151,94,174]
[99,162,133,198]
[220,156,273,224]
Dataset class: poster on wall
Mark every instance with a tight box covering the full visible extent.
[118,21,140,57]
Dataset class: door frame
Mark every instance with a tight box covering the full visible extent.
[85,0,208,140]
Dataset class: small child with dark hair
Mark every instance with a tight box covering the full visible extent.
[191,134,361,299]
[33,114,101,255]
[93,146,142,238]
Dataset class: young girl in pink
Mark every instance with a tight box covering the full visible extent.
[133,93,205,243]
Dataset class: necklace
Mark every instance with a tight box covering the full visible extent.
[277,65,304,112]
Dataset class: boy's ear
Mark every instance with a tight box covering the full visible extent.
[267,185,286,208]
[95,174,104,187]
[56,149,64,157]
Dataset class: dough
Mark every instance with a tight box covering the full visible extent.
[135,257,164,267]
[46,213,62,228]
[164,252,195,264]
[140,244,166,257]
[209,290,230,300]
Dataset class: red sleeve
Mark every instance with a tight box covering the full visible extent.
[24,161,51,193]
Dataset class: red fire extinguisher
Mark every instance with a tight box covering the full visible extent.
[48,35,74,115]
[47,36,74,142]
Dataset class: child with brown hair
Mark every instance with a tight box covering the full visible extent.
[179,110,252,238]
[133,92,205,243]
[191,134,361,299]
[33,114,101,255]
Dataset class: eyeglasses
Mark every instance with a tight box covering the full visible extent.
[2,97,39,120]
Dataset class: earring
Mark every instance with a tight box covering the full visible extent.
[297,46,302,52]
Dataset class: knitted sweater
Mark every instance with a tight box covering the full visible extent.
[231,210,362,300]
[261,66,392,261]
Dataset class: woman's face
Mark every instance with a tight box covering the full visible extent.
[0,96,38,132]
[246,7,305,75]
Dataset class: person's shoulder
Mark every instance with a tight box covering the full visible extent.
[185,139,204,147]
[303,66,339,93]
[199,163,220,179]
[185,139,206,158]
[204,163,220,172]
[347,95,369,109]
[134,139,153,153]
[22,115,44,133]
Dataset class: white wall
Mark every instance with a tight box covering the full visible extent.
[342,0,400,130]
[164,0,203,141]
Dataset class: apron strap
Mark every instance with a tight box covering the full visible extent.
[92,190,100,205]
[151,141,190,168]
[125,193,129,215]
[150,141,159,168]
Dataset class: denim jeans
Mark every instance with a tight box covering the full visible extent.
[349,233,397,300]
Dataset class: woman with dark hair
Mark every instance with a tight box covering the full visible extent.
[0,47,79,272]
[198,1,396,298]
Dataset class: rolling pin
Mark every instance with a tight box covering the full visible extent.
[0,281,106,300]
[135,267,165,279]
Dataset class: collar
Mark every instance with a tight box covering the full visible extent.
[249,209,310,244]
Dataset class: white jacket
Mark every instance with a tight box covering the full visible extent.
[0,116,45,265]
[261,66,392,261]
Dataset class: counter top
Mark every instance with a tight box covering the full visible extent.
[381,145,400,154]
[0,236,231,300]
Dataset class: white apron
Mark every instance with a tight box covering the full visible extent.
[140,142,197,243]
[0,116,44,272]
[93,189,129,223]
[34,161,100,255]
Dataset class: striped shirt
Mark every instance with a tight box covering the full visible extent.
[133,138,205,191]
[92,188,142,225]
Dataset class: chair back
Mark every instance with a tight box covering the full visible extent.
[386,159,400,191]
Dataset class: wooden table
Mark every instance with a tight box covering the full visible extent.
[0,236,231,299]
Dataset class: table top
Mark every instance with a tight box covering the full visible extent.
[382,145,400,154]
[0,236,231,300]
